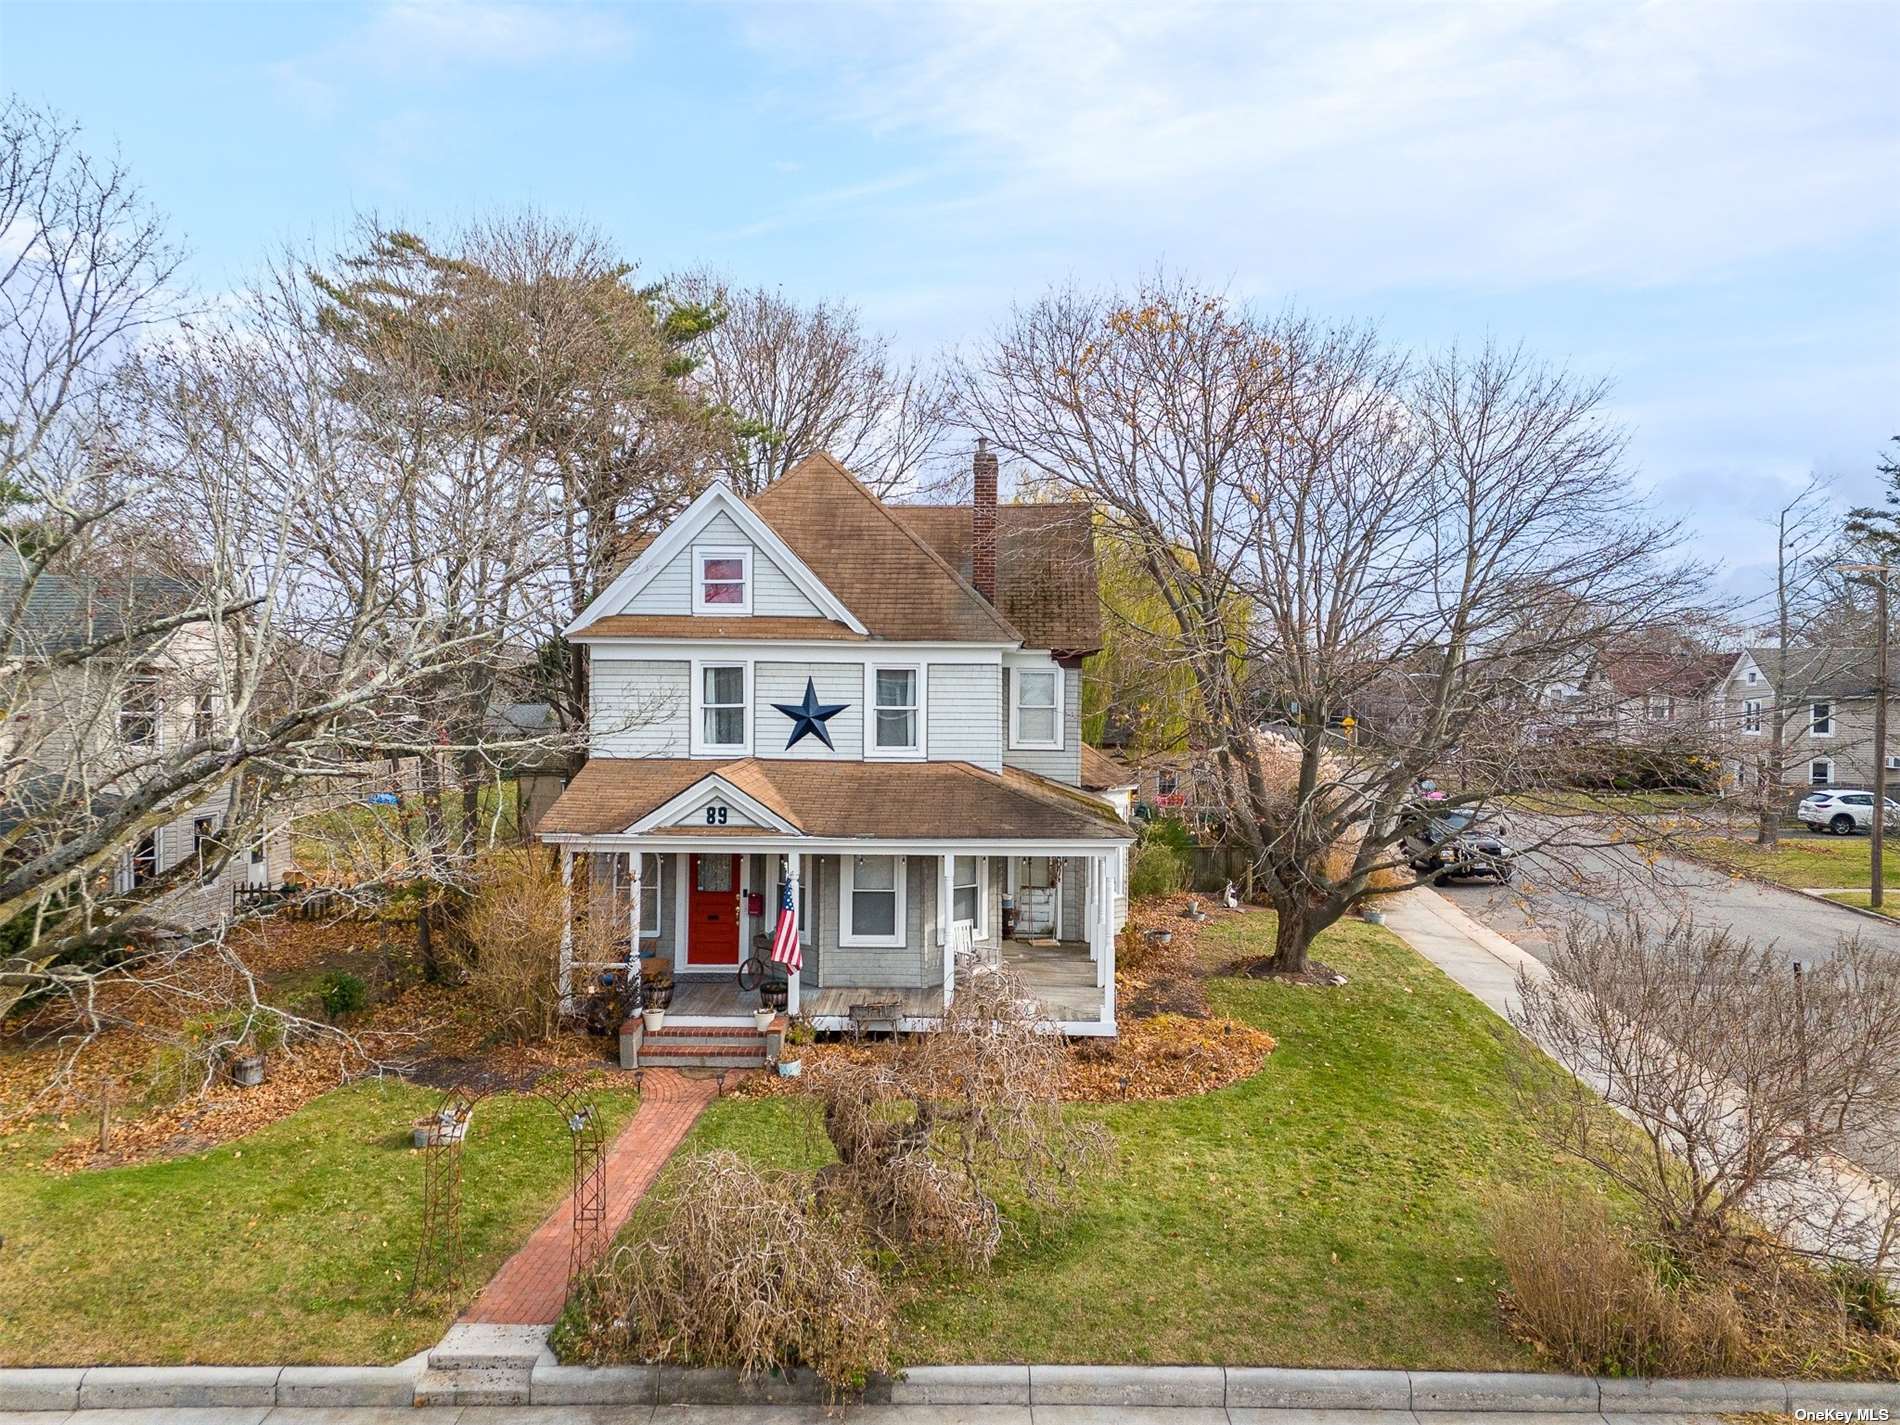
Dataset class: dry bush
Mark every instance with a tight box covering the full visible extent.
[1513,913,1900,1266]
[1494,1189,1900,1379]
[810,971,1107,1268]
[451,849,615,1044]
[570,1150,892,1393]
[1493,1190,1749,1376]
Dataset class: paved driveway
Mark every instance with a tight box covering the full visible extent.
[1434,828,1900,968]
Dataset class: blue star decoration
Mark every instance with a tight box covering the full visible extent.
[772,677,849,750]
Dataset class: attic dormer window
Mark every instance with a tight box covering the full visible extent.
[692,545,752,614]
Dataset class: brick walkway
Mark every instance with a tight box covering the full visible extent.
[464,1068,721,1325]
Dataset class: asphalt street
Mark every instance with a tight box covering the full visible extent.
[1433,827,1900,968]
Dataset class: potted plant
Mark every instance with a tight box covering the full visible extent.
[642,970,672,1033]
[1362,904,1387,926]
[753,1005,777,1032]
[412,1102,472,1148]
[778,1019,813,1078]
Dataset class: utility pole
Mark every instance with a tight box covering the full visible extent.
[1837,563,1892,908]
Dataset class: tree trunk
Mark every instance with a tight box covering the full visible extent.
[1756,755,1780,849]
[1268,898,1317,974]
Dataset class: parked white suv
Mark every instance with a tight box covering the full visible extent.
[1797,788,1900,835]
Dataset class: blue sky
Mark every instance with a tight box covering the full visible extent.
[3,0,1896,601]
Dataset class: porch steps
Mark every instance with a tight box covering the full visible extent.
[635,1023,768,1070]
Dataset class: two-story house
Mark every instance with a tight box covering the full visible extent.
[536,448,1133,1038]
[1717,646,1898,792]
[2,551,291,929]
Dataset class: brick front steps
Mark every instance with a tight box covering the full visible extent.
[633,1023,769,1069]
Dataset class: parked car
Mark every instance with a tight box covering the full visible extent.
[1400,808,1516,882]
[1797,789,1900,836]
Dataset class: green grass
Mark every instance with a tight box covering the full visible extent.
[1503,789,1719,817]
[1821,889,1900,917]
[587,915,1608,1370]
[0,1079,638,1366]
[1686,834,1900,889]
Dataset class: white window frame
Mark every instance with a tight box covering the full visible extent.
[950,854,988,940]
[1742,698,1762,734]
[1811,757,1834,786]
[1009,665,1063,750]
[691,659,751,756]
[841,853,907,948]
[1811,700,1834,737]
[865,662,925,759]
[1745,668,1758,685]
[690,544,753,615]
[120,671,160,749]
[619,851,663,937]
[1645,694,1674,721]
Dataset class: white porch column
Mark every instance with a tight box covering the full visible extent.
[785,850,802,1016]
[559,847,576,1008]
[1101,850,1117,1022]
[626,851,642,967]
[1093,852,1110,990]
[939,852,956,1010]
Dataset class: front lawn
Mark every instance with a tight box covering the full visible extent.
[597,914,1609,1370]
[1821,889,1900,918]
[0,1079,638,1366]
[1686,834,1900,890]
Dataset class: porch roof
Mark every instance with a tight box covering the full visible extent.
[537,756,1131,842]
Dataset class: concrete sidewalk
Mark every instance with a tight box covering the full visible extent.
[1379,887,1547,1019]
[0,1408,1780,1423]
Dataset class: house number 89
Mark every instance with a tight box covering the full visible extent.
[705,805,729,825]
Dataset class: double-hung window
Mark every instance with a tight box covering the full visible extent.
[695,662,748,754]
[691,545,752,614]
[1742,698,1762,733]
[842,854,905,946]
[869,665,921,755]
[1811,701,1833,737]
[619,852,662,938]
[951,855,986,937]
[120,671,160,748]
[1010,666,1061,749]
[1811,758,1834,786]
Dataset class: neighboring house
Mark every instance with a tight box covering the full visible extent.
[1716,647,1900,791]
[1546,649,1737,741]
[537,448,1133,1036]
[1,552,290,929]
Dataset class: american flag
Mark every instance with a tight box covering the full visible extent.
[769,872,801,973]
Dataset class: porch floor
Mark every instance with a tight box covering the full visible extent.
[654,940,1108,1029]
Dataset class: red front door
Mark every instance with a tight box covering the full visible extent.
[687,854,741,966]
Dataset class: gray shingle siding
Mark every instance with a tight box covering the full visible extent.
[755,662,864,759]
[591,659,688,755]
[927,663,1003,771]
[1002,664,1083,786]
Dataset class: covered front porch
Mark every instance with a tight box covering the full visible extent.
[550,839,1125,1036]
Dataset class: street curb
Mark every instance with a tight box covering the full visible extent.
[1791,884,1900,926]
[1,1361,1896,1411]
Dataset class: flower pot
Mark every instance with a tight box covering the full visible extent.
[228,1054,266,1087]
[1145,929,1173,947]
[643,1008,667,1033]
[777,1058,803,1078]
[1362,908,1386,926]
[753,1008,776,1032]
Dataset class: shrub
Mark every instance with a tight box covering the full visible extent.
[1493,1190,1748,1376]
[450,849,614,1043]
[1494,1189,1900,1378]
[1128,838,1186,899]
[569,1151,892,1394]
[317,971,368,1021]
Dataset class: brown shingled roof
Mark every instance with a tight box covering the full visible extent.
[892,503,1103,655]
[750,454,1026,644]
[572,614,863,641]
[537,757,1129,841]
[1079,744,1135,791]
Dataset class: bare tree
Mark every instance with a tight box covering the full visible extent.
[1513,914,1900,1271]
[952,275,1703,971]
[674,274,947,497]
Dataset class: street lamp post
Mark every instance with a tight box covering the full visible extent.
[1837,563,1893,909]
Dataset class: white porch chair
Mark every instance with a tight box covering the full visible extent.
[948,918,994,980]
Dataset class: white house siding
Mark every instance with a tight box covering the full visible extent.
[926,664,1003,772]
[616,511,823,618]
[1002,664,1084,787]
[753,662,864,760]
[591,659,688,755]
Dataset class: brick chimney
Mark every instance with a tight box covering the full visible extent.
[972,437,998,602]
